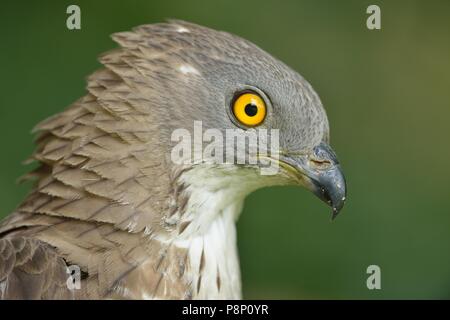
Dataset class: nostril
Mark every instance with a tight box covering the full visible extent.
[309,159,331,169]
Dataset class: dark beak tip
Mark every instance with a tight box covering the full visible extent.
[331,209,339,221]
[312,176,346,220]
[330,201,345,221]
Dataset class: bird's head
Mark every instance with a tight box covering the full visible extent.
[124,21,346,220]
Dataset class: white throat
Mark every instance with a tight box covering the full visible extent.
[163,165,285,299]
[171,165,270,299]
[180,199,243,299]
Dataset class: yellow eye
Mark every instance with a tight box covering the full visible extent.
[232,92,267,127]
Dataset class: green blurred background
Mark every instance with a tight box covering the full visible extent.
[1,0,449,299]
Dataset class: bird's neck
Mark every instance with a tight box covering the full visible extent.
[160,164,282,298]
[167,165,264,299]
[174,199,243,299]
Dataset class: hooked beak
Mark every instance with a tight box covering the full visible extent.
[280,142,347,219]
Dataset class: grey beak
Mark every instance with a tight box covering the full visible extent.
[281,142,347,219]
[310,163,346,220]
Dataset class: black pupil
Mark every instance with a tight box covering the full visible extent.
[244,103,258,117]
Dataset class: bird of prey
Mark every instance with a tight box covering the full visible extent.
[0,20,346,299]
